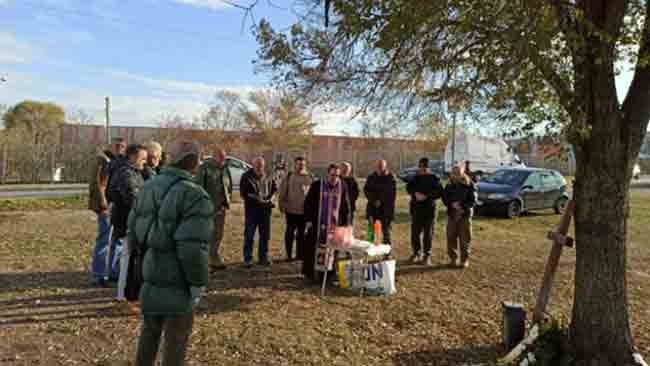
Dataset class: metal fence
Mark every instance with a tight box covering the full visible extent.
[4,143,615,184]
[0,143,443,184]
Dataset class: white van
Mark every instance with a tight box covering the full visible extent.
[444,131,525,176]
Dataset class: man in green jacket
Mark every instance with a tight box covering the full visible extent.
[195,148,232,271]
[128,140,213,366]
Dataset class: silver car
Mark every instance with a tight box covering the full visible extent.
[225,156,252,190]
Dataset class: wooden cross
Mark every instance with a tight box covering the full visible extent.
[533,198,575,323]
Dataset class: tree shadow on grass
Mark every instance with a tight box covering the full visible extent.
[0,270,90,292]
[0,292,251,326]
[207,260,315,293]
[0,290,114,310]
[396,262,460,276]
[393,344,502,366]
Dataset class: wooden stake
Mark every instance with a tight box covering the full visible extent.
[533,199,575,323]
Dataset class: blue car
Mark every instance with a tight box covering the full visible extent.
[476,168,570,218]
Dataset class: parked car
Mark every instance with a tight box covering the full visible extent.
[633,163,641,180]
[201,155,251,190]
[398,160,445,183]
[444,131,525,175]
[475,168,569,218]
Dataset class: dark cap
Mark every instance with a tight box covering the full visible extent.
[419,157,429,167]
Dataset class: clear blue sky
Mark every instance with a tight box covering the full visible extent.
[0,0,354,134]
[0,0,641,136]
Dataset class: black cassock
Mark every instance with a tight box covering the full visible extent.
[301,179,351,282]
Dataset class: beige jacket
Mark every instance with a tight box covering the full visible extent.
[278,170,313,215]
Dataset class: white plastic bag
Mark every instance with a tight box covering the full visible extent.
[364,259,397,295]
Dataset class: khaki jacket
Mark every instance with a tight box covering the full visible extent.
[88,149,112,212]
[278,170,313,215]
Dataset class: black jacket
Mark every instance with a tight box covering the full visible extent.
[240,168,277,213]
[342,176,360,214]
[406,173,443,216]
[106,154,127,204]
[142,165,157,181]
[364,171,397,220]
[110,162,145,238]
[442,181,477,217]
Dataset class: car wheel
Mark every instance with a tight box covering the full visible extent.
[554,197,568,214]
[506,200,521,219]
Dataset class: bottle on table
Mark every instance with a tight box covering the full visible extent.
[367,221,374,243]
[373,220,382,245]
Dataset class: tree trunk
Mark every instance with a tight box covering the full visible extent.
[570,51,636,366]
[572,147,635,366]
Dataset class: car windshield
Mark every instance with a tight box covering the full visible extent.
[482,170,529,186]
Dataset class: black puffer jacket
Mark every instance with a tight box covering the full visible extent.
[110,161,145,238]
[106,155,127,204]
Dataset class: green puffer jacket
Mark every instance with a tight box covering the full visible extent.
[127,166,214,315]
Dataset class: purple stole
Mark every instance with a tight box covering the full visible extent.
[314,180,341,272]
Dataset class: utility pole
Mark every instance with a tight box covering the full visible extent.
[105,97,111,144]
[451,109,457,166]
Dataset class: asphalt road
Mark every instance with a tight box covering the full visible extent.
[0,189,85,199]
[631,176,650,190]
[0,176,648,199]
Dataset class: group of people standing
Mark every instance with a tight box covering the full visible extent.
[232,155,477,282]
[89,138,213,366]
[86,138,477,366]
[88,137,163,294]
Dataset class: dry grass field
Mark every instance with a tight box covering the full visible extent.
[0,190,648,365]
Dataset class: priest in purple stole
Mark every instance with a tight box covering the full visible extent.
[302,164,352,282]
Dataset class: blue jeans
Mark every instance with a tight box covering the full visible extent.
[91,212,111,281]
[109,234,122,280]
[243,209,271,263]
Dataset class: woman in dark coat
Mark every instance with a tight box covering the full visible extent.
[302,164,351,282]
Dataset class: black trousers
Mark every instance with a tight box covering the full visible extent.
[285,213,306,259]
[411,210,435,257]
